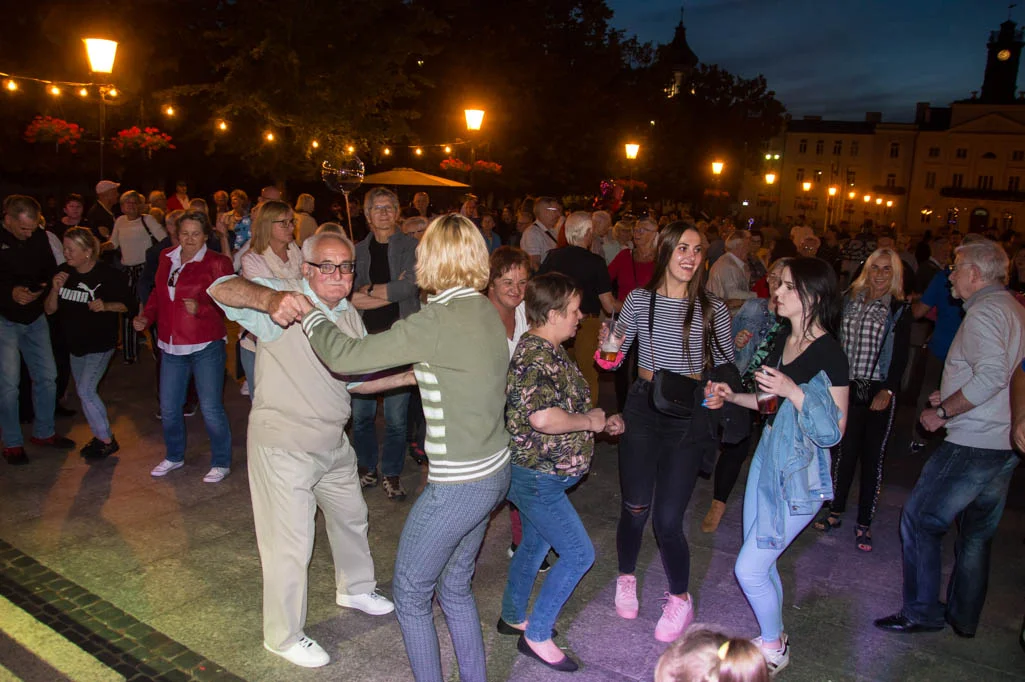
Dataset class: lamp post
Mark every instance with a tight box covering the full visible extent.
[84,38,118,180]
[827,185,838,227]
[763,172,776,224]
[711,160,725,217]
[464,108,484,188]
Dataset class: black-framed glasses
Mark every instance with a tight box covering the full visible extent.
[306,260,356,275]
[168,266,183,287]
[273,218,297,227]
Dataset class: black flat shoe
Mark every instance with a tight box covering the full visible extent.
[516,635,578,672]
[497,619,557,638]
[874,613,944,634]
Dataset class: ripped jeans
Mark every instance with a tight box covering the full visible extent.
[616,379,702,595]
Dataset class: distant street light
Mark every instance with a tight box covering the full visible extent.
[712,160,725,176]
[848,190,856,200]
[802,181,812,192]
[764,172,776,185]
[625,143,640,160]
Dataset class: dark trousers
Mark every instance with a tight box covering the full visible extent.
[613,346,638,412]
[712,434,753,504]
[19,316,71,421]
[616,379,701,595]
[121,264,143,362]
[829,397,897,527]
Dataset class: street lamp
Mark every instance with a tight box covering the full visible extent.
[802,181,812,192]
[712,160,725,176]
[625,143,640,160]
[464,108,485,186]
[763,173,777,223]
[84,38,118,180]
[764,172,776,185]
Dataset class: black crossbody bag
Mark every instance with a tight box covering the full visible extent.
[647,291,703,418]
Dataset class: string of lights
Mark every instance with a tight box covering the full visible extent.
[4,69,477,156]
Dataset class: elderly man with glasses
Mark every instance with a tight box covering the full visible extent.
[349,187,421,500]
[521,196,563,271]
[208,231,409,668]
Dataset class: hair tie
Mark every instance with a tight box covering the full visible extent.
[717,641,730,660]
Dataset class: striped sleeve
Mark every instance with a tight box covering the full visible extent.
[710,297,736,366]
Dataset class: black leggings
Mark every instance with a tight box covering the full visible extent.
[617,379,703,595]
[829,398,897,527]
[712,434,754,504]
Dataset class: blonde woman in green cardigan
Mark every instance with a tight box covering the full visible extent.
[294,214,510,682]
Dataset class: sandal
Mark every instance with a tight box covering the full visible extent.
[813,510,842,532]
[855,524,873,552]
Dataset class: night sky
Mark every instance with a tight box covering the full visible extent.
[608,0,1014,121]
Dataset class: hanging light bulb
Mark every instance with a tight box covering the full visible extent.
[78,87,89,97]
[444,145,452,154]
[5,79,18,91]
[383,147,391,156]
[347,145,355,153]
[311,140,320,149]
[414,147,423,156]
[217,120,228,131]
[265,131,275,142]
[164,105,175,116]
[106,87,118,98]
[49,85,61,96]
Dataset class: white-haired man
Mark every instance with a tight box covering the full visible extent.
[537,211,619,405]
[707,229,755,314]
[521,197,562,270]
[208,231,407,668]
[876,239,1025,638]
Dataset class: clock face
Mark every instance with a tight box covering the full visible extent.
[999,49,1012,61]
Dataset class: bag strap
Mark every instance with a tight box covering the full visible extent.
[647,290,658,373]
[139,215,159,246]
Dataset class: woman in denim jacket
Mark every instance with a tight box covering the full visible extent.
[708,257,849,675]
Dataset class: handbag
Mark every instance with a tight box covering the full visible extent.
[647,291,701,418]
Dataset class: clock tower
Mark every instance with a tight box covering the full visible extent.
[980,19,1025,103]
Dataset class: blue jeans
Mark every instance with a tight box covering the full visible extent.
[501,465,594,642]
[734,446,821,642]
[900,440,1020,632]
[352,389,410,477]
[393,465,510,682]
[159,340,232,468]
[70,351,115,441]
[239,345,256,401]
[0,315,56,447]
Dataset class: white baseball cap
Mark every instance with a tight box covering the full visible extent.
[95,180,120,194]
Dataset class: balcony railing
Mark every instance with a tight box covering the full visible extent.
[939,187,1025,201]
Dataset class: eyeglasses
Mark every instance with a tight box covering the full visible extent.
[307,260,356,275]
[273,218,297,227]
[370,205,396,213]
[168,266,183,287]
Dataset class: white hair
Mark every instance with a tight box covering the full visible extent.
[726,229,751,251]
[955,239,1009,284]
[563,211,593,246]
[301,231,354,264]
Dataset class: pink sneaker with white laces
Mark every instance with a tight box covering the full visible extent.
[654,592,694,642]
[615,575,639,619]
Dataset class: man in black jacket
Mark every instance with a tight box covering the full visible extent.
[0,196,74,464]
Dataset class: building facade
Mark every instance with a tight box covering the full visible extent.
[740,18,1025,235]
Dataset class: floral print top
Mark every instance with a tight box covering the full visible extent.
[506,334,593,476]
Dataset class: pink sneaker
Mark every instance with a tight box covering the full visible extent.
[615,575,639,619]
[654,592,694,642]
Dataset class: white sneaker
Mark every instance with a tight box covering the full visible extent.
[264,636,329,668]
[337,590,395,615]
[150,459,184,477]
[753,633,790,676]
[203,467,230,483]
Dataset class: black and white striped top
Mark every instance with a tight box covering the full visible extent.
[615,289,735,374]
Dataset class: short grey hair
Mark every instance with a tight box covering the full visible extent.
[726,229,751,251]
[592,210,611,232]
[533,196,560,220]
[119,190,144,205]
[563,211,593,246]
[955,239,1009,284]
[301,231,355,265]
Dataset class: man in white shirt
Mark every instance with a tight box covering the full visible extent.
[707,229,755,313]
[520,197,562,270]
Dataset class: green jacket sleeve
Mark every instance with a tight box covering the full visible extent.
[301,305,439,374]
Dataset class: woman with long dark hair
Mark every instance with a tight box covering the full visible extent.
[599,221,734,642]
[709,257,849,675]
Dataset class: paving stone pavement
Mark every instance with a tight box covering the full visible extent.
[0,356,1023,681]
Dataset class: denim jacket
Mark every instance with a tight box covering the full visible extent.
[754,371,842,549]
[731,297,776,375]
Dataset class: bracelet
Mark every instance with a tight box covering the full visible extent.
[367,284,375,296]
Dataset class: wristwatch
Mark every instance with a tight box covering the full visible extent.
[936,405,949,420]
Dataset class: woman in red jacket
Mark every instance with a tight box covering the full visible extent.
[133,210,235,483]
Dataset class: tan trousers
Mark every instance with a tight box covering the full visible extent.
[249,442,377,650]
[573,316,602,408]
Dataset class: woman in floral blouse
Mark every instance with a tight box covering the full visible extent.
[500,272,625,672]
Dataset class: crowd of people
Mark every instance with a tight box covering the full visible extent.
[2,179,1024,680]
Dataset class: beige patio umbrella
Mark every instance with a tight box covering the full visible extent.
[361,168,470,188]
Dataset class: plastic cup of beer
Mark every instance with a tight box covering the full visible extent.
[600,317,620,362]
[756,389,779,415]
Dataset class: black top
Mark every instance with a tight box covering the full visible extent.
[362,237,400,333]
[51,218,92,241]
[85,202,119,240]
[764,332,849,388]
[763,332,848,425]
[537,245,613,316]
[53,263,134,356]
[770,239,798,263]
[0,227,58,324]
